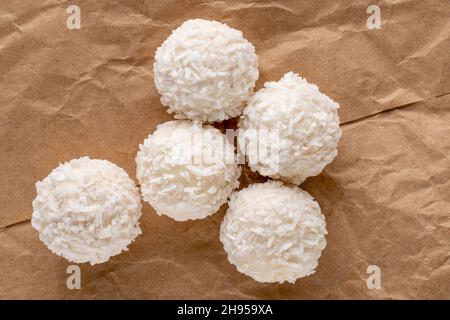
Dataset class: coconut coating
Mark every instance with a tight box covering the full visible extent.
[220,181,327,283]
[31,157,142,265]
[136,120,241,221]
[153,19,259,122]
[238,72,342,185]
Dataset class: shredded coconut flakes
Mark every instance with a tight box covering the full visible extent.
[220,181,327,283]
[153,19,259,122]
[136,120,241,221]
[31,157,142,265]
[238,72,342,185]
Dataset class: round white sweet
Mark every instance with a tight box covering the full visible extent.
[136,120,241,221]
[31,157,142,265]
[153,19,259,122]
[220,181,327,283]
[238,72,342,185]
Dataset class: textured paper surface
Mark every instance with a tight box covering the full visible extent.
[1,0,449,299]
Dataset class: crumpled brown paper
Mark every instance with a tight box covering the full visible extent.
[0,0,449,299]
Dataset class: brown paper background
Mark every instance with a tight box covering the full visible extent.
[1,0,449,299]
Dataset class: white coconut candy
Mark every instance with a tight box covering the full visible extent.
[220,181,327,283]
[238,71,342,185]
[136,120,241,221]
[153,19,259,122]
[31,157,142,265]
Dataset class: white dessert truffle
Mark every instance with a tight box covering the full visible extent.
[238,72,342,185]
[220,181,327,283]
[31,157,142,265]
[136,120,241,221]
[153,19,259,122]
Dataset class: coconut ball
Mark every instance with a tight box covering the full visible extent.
[238,72,342,185]
[153,19,259,122]
[136,120,241,221]
[31,157,142,265]
[220,181,327,283]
